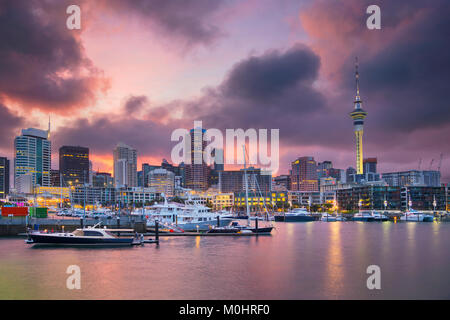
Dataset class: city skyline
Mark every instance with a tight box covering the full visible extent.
[0,0,449,182]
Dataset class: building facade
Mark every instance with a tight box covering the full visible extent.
[59,146,90,186]
[185,128,209,191]
[291,156,318,191]
[14,128,51,189]
[382,170,441,187]
[0,157,10,199]
[148,168,175,197]
[113,143,137,188]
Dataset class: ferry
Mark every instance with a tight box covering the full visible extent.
[26,224,139,246]
[274,208,315,222]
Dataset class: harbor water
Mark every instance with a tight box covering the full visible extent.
[0,221,449,299]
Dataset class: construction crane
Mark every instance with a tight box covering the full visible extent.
[437,153,443,172]
[429,159,434,171]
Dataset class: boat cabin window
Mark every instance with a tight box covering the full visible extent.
[83,230,104,237]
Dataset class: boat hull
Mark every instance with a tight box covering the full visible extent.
[28,233,134,246]
[275,215,315,222]
[352,217,375,222]
[147,218,232,232]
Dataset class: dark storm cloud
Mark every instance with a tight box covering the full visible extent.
[181,44,333,148]
[54,116,182,157]
[0,103,25,149]
[105,0,224,45]
[124,95,149,114]
[300,0,450,175]
[0,0,107,112]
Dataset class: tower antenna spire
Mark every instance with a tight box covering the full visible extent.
[355,56,360,99]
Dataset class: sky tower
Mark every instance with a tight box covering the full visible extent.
[349,57,368,175]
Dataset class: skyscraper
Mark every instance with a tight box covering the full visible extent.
[349,58,368,175]
[14,127,51,189]
[291,156,318,191]
[59,146,89,186]
[0,157,10,199]
[185,128,208,191]
[113,142,137,188]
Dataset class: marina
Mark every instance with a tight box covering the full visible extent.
[1,221,450,300]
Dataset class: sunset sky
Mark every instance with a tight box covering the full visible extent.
[1,0,449,181]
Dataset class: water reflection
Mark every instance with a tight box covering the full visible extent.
[325,222,343,297]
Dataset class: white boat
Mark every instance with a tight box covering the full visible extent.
[275,208,315,222]
[371,211,389,221]
[145,198,232,232]
[400,209,434,222]
[321,213,337,222]
[335,215,346,221]
[352,211,375,222]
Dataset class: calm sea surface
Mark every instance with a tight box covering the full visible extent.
[1,221,449,299]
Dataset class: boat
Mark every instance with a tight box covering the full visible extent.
[371,211,389,221]
[26,223,140,246]
[335,214,346,221]
[352,211,375,222]
[208,221,273,234]
[400,209,434,222]
[321,213,337,222]
[145,198,232,232]
[275,208,315,222]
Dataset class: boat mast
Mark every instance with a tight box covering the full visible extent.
[243,145,250,222]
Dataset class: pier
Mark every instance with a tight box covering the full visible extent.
[0,215,147,236]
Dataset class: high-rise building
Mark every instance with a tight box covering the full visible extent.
[291,156,318,191]
[148,168,175,197]
[0,157,10,199]
[317,161,332,179]
[185,128,208,191]
[59,146,89,186]
[363,158,377,174]
[14,127,51,189]
[349,58,368,175]
[113,143,137,188]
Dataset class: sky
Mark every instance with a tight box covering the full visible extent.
[0,0,449,182]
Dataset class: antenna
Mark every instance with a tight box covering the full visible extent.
[429,159,434,171]
[355,57,360,97]
[418,158,422,170]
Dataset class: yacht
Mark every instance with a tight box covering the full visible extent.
[145,199,232,232]
[352,211,375,222]
[275,208,315,222]
[400,209,434,222]
[208,221,273,234]
[26,224,139,246]
[321,213,337,222]
[371,211,389,221]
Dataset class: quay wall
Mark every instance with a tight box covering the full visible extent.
[0,216,147,236]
